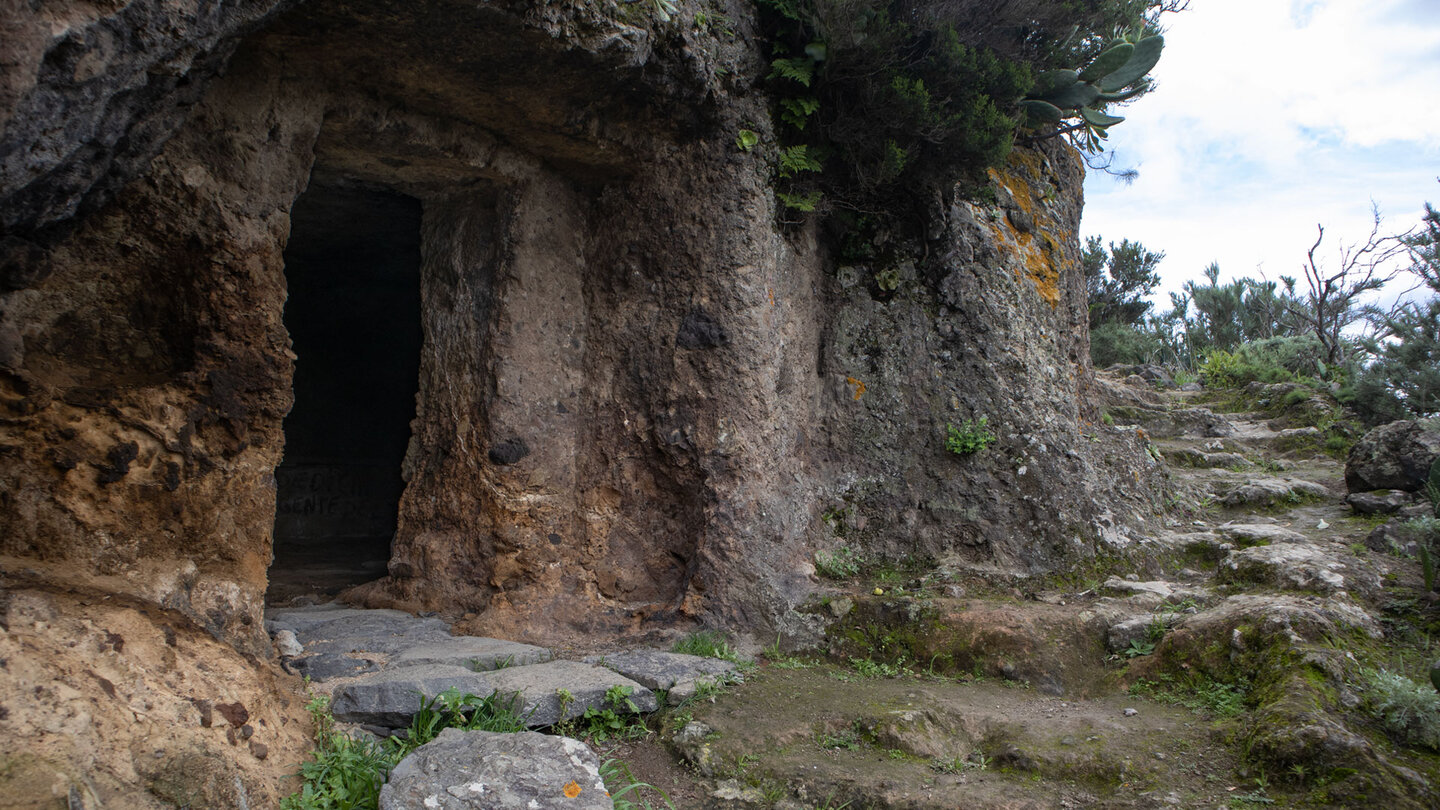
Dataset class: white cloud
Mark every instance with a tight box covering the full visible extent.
[1081,0,1440,303]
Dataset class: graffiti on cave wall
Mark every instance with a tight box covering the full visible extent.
[274,462,401,542]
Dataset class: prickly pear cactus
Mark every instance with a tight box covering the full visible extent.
[1019,33,1164,152]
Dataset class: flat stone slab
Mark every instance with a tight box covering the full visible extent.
[392,636,553,672]
[330,665,498,728]
[1218,477,1330,507]
[1101,577,1173,598]
[1219,545,1347,594]
[483,661,657,727]
[266,604,417,635]
[1218,523,1309,546]
[291,652,382,682]
[589,649,737,704]
[379,728,612,810]
[288,612,454,656]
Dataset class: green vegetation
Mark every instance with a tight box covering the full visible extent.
[815,544,864,578]
[946,417,996,455]
[574,685,648,742]
[1129,673,1250,718]
[1088,198,1440,430]
[281,688,529,810]
[754,0,1179,218]
[672,630,744,664]
[600,758,677,810]
[1365,669,1440,749]
[1020,30,1164,154]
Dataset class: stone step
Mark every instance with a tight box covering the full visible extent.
[587,649,738,705]
[331,664,499,728]
[392,636,553,671]
[484,660,658,728]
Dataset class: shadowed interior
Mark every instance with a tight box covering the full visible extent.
[268,181,423,603]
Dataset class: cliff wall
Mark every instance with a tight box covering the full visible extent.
[0,0,1163,803]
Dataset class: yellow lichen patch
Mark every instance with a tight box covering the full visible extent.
[846,376,867,400]
[563,781,582,798]
[986,153,1064,307]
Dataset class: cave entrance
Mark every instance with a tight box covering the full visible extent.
[266,181,423,604]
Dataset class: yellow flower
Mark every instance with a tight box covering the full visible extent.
[563,781,581,799]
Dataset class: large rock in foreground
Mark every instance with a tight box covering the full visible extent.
[378,729,612,810]
[1345,419,1440,493]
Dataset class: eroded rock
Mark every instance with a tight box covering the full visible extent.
[378,729,611,810]
[1345,419,1440,493]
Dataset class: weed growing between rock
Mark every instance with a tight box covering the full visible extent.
[1128,673,1251,719]
[671,630,744,664]
[281,693,394,810]
[815,544,864,579]
[599,757,677,810]
[945,417,996,455]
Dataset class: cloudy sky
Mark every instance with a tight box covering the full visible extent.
[1080,0,1440,306]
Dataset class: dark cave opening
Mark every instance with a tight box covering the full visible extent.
[267,181,423,603]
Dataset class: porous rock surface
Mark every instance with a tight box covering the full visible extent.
[1345,418,1440,493]
[378,728,613,810]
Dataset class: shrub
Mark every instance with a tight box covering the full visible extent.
[1367,669,1440,750]
[1199,336,1340,389]
[1090,320,1163,367]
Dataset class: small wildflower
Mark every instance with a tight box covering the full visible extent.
[873,587,884,595]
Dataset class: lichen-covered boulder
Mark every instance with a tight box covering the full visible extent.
[378,729,611,810]
[1345,419,1440,493]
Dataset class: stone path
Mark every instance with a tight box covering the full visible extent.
[267,603,735,731]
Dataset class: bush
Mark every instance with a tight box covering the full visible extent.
[1090,320,1163,367]
[1199,335,1339,389]
[1367,669,1440,750]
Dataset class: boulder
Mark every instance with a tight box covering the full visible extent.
[1218,524,1309,546]
[378,729,612,810]
[1218,545,1349,594]
[1346,491,1414,515]
[1345,419,1440,493]
[1217,477,1330,507]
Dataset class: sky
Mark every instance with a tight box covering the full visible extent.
[1079,0,1440,307]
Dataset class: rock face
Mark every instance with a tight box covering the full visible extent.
[0,0,1163,801]
[1345,419,1440,493]
[0,0,1159,649]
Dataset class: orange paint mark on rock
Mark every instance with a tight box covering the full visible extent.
[846,377,866,400]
